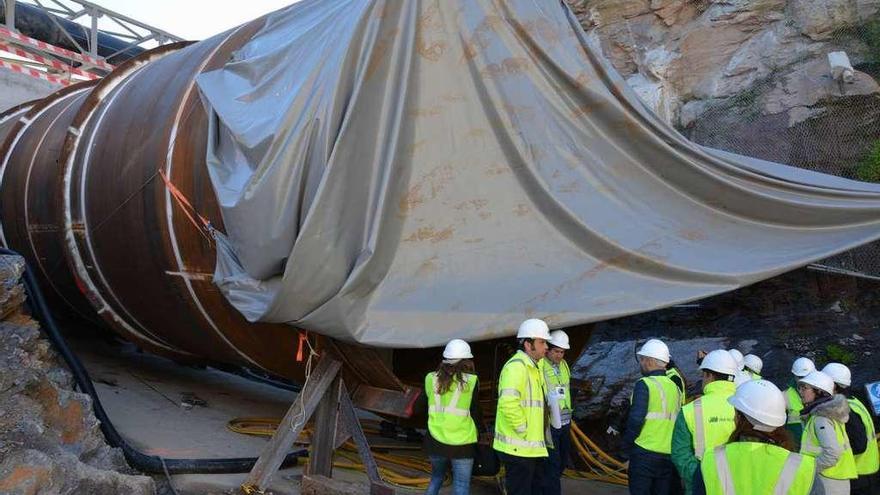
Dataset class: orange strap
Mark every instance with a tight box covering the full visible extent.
[158,168,214,245]
[296,331,309,362]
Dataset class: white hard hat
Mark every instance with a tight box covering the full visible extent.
[728,349,744,371]
[791,357,816,377]
[517,319,552,340]
[636,339,670,364]
[699,349,737,376]
[743,354,763,374]
[799,370,835,396]
[821,363,852,388]
[442,339,473,360]
[549,330,570,350]
[728,379,786,430]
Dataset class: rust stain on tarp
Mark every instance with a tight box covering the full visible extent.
[404,226,455,243]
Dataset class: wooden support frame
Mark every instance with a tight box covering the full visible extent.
[241,352,393,495]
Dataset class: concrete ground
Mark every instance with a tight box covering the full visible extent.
[75,337,626,494]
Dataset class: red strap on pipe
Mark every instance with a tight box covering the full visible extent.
[158,168,213,245]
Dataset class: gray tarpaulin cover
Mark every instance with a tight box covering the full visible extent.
[196,0,880,348]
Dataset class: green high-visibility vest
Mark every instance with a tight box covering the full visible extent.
[667,367,687,405]
[701,442,816,495]
[848,398,879,475]
[493,351,548,458]
[539,357,571,412]
[425,372,478,446]
[682,380,737,460]
[784,386,804,425]
[801,413,858,480]
[634,374,681,454]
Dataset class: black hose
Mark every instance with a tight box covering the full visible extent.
[0,248,305,474]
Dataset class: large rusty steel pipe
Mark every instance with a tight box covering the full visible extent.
[0,18,420,416]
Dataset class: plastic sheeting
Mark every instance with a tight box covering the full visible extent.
[196,0,880,348]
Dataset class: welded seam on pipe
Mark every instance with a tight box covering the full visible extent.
[0,103,68,247]
[163,24,273,372]
[62,60,190,355]
[23,89,92,314]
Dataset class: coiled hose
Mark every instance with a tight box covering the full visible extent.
[0,248,305,474]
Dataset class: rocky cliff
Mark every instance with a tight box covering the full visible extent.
[567,0,880,178]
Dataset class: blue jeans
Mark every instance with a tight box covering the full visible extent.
[628,446,681,495]
[425,455,473,495]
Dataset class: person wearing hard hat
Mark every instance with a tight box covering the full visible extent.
[539,330,573,495]
[728,349,752,387]
[786,357,817,445]
[743,354,763,380]
[799,370,858,494]
[424,339,486,495]
[622,338,683,495]
[693,380,816,495]
[671,350,738,495]
[822,363,878,495]
[494,319,551,495]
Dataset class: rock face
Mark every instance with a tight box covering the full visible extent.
[572,266,880,440]
[566,0,880,178]
[0,255,155,495]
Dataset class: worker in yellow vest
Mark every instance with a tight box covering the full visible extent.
[622,338,682,495]
[728,349,752,387]
[539,330,572,495]
[666,360,687,405]
[694,379,816,495]
[821,363,879,495]
[786,357,817,446]
[799,370,858,495]
[672,349,738,495]
[494,318,551,495]
[424,338,486,495]
[743,354,763,380]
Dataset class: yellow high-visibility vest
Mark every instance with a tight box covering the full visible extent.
[682,380,737,460]
[493,351,548,458]
[425,372,478,445]
[701,442,816,495]
[801,414,857,480]
[634,374,681,454]
[848,398,879,475]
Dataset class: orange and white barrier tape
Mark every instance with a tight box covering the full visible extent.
[0,26,114,72]
[0,41,100,80]
[0,58,71,86]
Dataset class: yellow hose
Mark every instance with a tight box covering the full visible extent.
[227,417,631,488]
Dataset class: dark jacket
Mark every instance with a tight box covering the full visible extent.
[622,369,668,459]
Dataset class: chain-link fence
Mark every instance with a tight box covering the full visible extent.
[662,13,880,278]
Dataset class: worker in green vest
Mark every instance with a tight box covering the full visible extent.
[785,357,817,445]
[799,370,858,495]
[694,379,816,495]
[424,338,486,495]
[494,318,550,495]
[622,338,683,495]
[821,363,879,495]
[672,349,738,495]
[539,330,572,495]
[743,354,763,380]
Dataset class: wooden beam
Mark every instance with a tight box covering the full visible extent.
[307,376,342,477]
[241,354,342,492]
[339,382,393,495]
